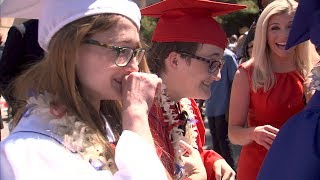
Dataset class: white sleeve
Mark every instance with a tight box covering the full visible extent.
[114,130,167,180]
[0,131,167,180]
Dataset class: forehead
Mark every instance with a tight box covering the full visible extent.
[91,15,140,45]
[268,12,294,24]
[196,43,224,57]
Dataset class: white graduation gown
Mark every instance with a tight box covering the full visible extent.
[0,111,167,180]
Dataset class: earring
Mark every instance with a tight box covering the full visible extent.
[173,59,178,65]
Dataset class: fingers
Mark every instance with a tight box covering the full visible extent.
[179,140,193,155]
[264,130,276,140]
[121,72,162,109]
[265,136,274,145]
[213,159,224,180]
[253,125,280,150]
[262,125,279,149]
[179,141,206,179]
[265,125,279,135]
[260,141,271,150]
[222,172,234,180]
[214,159,236,180]
[214,165,222,180]
[155,76,163,96]
[221,166,236,180]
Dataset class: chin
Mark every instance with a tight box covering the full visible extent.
[195,93,211,100]
[202,94,211,100]
[202,90,212,100]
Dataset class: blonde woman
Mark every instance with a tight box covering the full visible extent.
[228,0,319,179]
[0,0,170,179]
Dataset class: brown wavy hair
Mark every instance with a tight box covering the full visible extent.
[11,14,149,166]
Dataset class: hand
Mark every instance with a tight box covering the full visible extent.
[121,72,162,111]
[213,159,236,180]
[179,140,207,180]
[120,72,162,146]
[252,125,279,150]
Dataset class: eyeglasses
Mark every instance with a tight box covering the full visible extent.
[83,39,146,67]
[178,52,224,74]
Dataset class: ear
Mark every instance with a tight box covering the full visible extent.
[165,52,180,71]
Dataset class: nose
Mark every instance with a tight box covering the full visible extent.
[283,28,291,40]
[123,56,139,72]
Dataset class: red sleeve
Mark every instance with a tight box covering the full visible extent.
[190,99,223,179]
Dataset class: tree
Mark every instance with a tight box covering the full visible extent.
[216,0,259,36]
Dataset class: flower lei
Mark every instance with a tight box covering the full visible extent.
[309,65,320,91]
[157,84,198,179]
[25,92,117,173]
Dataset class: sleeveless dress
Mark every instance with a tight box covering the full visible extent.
[237,61,306,180]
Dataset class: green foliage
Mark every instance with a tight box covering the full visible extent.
[216,0,259,36]
[140,17,158,45]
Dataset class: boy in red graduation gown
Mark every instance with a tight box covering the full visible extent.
[141,0,245,179]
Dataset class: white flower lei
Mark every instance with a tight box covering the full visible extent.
[25,92,117,173]
[309,65,320,91]
[157,84,198,179]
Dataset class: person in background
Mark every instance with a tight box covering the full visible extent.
[228,0,318,179]
[0,33,3,58]
[0,101,2,141]
[238,23,255,64]
[205,48,238,170]
[0,19,44,117]
[142,0,245,179]
[237,0,275,64]
[0,33,2,45]
[258,0,320,179]
[0,33,4,140]
[0,0,169,179]
[234,34,246,60]
[227,35,238,53]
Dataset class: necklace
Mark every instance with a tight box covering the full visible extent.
[157,84,198,179]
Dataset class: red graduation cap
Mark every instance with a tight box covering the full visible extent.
[141,0,246,49]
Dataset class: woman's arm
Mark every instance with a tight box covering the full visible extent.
[228,68,255,145]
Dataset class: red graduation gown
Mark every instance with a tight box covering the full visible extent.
[148,98,222,179]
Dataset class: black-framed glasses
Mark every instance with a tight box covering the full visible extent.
[178,52,224,74]
[83,39,146,67]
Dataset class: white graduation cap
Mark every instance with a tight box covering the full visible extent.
[0,0,141,51]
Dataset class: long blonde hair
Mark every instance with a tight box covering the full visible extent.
[11,14,149,166]
[251,0,315,92]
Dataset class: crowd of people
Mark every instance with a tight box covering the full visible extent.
[0,0,320,179]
